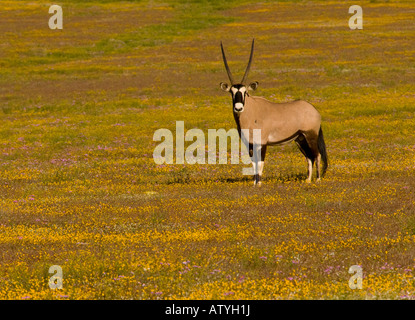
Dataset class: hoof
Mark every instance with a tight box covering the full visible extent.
[305,179,311,184]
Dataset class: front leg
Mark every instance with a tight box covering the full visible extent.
[252,144,266,186]
[252,162,259,185]
[257,145,267,186]
[240,130,264,186]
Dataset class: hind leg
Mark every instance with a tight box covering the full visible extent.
[295,135,313,183]
[304,131,321,182]
[295,133,318,183]
[316,153,321,182]
[306,158,314,183]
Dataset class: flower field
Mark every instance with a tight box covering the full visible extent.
[0,0,414,299]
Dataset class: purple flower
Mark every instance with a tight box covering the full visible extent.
[324,266,334,273]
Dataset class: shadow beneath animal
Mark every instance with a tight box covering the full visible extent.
[267,172,308,183]
[204,173,308,185]
[215,176,252,183]
[165,171,310,185]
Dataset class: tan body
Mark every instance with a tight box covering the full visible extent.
[237,96,321,146]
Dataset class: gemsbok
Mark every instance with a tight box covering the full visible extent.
[220,39,328,186]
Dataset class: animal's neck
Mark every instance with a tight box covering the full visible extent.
[233,111,242,134]
[233,95,253,133]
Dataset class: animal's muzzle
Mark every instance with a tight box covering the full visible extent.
[234,103,244,112]
[234,92,244,112]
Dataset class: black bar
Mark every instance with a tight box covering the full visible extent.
[0,299,407,318]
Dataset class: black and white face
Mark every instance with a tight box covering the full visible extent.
[220,82,258,114]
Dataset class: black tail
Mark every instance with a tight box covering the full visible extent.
[318,127,328,177]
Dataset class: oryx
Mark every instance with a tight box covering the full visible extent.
[220,39,328,185]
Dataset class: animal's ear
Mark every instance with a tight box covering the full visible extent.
[220,82,230,92]
[248,81,259,91]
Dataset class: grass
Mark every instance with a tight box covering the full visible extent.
[0,0,414,299]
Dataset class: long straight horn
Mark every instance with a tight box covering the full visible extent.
[241,39,255,84]
[220,41,235,85]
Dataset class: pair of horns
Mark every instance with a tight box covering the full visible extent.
[221,39,254,85]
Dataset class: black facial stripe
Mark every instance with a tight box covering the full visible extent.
[234,91,243,104]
